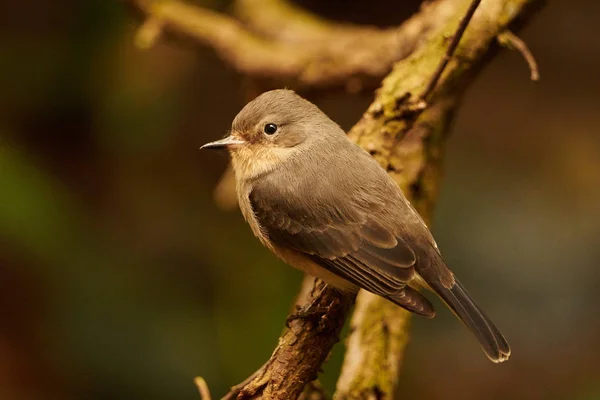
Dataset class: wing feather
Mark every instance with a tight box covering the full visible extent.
[249,179,435,317]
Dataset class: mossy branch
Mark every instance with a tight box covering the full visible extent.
[337,1,543,397]
[126,0,459,91]
[124,0,544,399]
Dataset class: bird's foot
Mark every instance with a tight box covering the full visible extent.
[285,304,330,328]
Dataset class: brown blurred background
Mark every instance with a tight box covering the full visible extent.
[1,1,599,399]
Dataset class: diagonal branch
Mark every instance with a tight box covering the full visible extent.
[336,96,459,399]
[127,0,305,77]
[213,1,544,399]
[336,0,544,397]
[233,0,364,43]
[125,0,458,90]
[124,1,545,399]
[228,280,354,400]
[420,0,482,101]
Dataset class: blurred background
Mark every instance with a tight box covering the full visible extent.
[1,1,599,399]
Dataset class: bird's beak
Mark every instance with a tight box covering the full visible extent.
[200,135,246,150]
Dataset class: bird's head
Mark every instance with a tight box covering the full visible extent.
[201,89,343,181]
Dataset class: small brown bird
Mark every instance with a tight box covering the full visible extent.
[201,89,510,362]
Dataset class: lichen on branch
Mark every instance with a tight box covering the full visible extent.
[124,0,545,399]
[126,0,457,90]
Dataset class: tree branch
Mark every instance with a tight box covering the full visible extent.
[336,1,544,397]
[420,0,482,101]
[126,0,460,91]
[233,0,360,43]
[228,280,354,400]
[336,96,460,399]
[219,0,543,398]
[220,275,332,400]
[124,1,544,399]
[497,29,540,81]
[195,377,213,400]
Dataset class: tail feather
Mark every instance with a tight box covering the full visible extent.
[431,278,511,363]
[387,285,436,318]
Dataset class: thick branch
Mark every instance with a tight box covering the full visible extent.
[211,1,542,397]
[221,275,333,400]
[123,0,544,399]
[127,0,305,77]
[229,280,354,400]
[233,0,358,43]
[126,0,458,90]
[218,0,542,398]
[336,0,543,397]
[336,96,459,399]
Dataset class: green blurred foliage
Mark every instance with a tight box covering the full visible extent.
[1,1,599,399]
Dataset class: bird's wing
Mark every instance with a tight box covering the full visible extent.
[249,179,435,317]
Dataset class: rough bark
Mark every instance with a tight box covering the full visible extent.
[128,0,457,91]
[336,1,543,397]
[336,96,459,399]
[124,0,545,399]
[224,280,354,400]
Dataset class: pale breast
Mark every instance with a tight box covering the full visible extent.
[237,180,274,251]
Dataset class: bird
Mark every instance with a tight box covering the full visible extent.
[201,89,510,362]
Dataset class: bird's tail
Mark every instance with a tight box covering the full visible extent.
[430,277,511,363]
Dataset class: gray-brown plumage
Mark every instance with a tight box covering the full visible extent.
[201,89,510,362]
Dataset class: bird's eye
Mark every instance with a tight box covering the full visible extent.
[263,123,278,135]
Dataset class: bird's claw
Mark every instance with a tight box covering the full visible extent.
[285,304,329,328]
